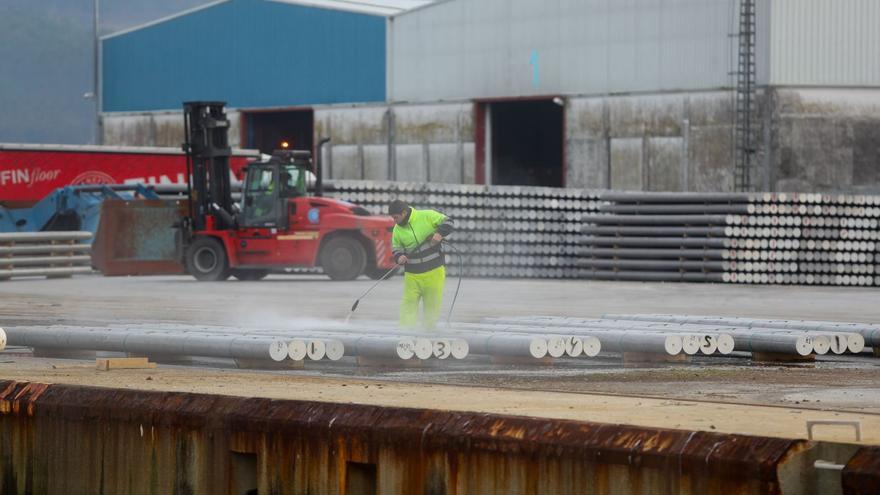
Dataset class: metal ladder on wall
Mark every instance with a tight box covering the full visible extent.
[734,0,758,192]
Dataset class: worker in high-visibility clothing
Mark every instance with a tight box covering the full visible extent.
[389,199,455,329]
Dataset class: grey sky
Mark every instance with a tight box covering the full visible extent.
[0,0,211,144]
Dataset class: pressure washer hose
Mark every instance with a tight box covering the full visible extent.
[442,240,464,327]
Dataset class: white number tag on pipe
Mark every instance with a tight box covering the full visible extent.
[432,339,452,359]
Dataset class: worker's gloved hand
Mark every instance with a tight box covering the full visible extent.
[430,233,443,245]
[398,255,408,265]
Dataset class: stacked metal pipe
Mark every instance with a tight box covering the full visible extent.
[323,180,600,278]
[0,232,93,280]
[578,192,880,285]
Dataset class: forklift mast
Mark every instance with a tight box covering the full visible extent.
[183,101,235,231]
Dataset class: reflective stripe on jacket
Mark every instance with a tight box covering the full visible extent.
[391,208,454,274]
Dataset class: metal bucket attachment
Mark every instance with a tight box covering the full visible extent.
[91,199,187,275]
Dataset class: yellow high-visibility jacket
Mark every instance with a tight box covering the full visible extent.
[391,208,454,274]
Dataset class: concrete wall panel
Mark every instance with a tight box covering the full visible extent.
[427,143,462,183]
[395,144,427,182]
[647,137,684,191]
[100,88,880,194]
[462,143,476,184]
[565,97,608,189]
[315,106,389,146]
[393,104,471,144]
[771,88,880,193]
[566,138,608,190]
[330,145,362,180]
[363,145,390,180]
[609,94,685,138]
[688,127,734,192]
[315,103,473,181]
[102,111,241,148]
[610,138,644,191]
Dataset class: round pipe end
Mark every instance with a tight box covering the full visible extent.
[288,339,307,361]
[664,336,683,355]
[269,340,289,362]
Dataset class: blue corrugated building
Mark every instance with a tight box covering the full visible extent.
[101,0,402,112]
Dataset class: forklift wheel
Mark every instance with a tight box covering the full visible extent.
[232,269,269,281]
[320,236,366,281]
[185,237,230,281]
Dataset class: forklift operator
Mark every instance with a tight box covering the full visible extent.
[389,199,455,330]
[279,171,295,197]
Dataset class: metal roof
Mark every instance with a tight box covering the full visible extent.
[102,0,229,40]
[102,0,431,39]
[269,0,432,16]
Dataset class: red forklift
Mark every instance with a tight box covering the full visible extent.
[179,101,395,281]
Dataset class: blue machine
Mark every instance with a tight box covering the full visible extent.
[0,184,159,241]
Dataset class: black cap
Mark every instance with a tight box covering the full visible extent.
[388,199,409,215]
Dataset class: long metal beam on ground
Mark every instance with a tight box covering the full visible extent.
[339,321,601,358]
[483,317,824,356]
[126,323,469,360]
[603,314,878,350]
[598,321,856,355]
[444,322,681,356]
[475,320,732,355]
[483,317,734,355]
[4,326,288,362]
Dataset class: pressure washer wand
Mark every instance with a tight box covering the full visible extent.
[345,262,402,323]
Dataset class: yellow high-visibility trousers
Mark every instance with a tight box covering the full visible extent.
[399,266,446,330]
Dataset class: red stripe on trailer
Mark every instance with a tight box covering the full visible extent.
[0,145,258,202]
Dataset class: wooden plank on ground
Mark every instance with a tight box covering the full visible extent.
[96,357,157,371]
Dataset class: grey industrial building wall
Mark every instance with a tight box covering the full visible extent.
[101,87,880,193]
[103,110,242,149]
[313,103,475,184]
[389,0,879,103]
[768,0,880,87]
[388,0,747,102]
[768,89,880,193]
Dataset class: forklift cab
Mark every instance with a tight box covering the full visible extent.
[240,150,311,229]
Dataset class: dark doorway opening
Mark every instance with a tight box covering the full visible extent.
[345,461,377,495]
[490,100,563,187]
[229,451,258,495]
[244,110,314,155]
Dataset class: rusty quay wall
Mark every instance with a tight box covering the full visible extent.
[0,380,869,495]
